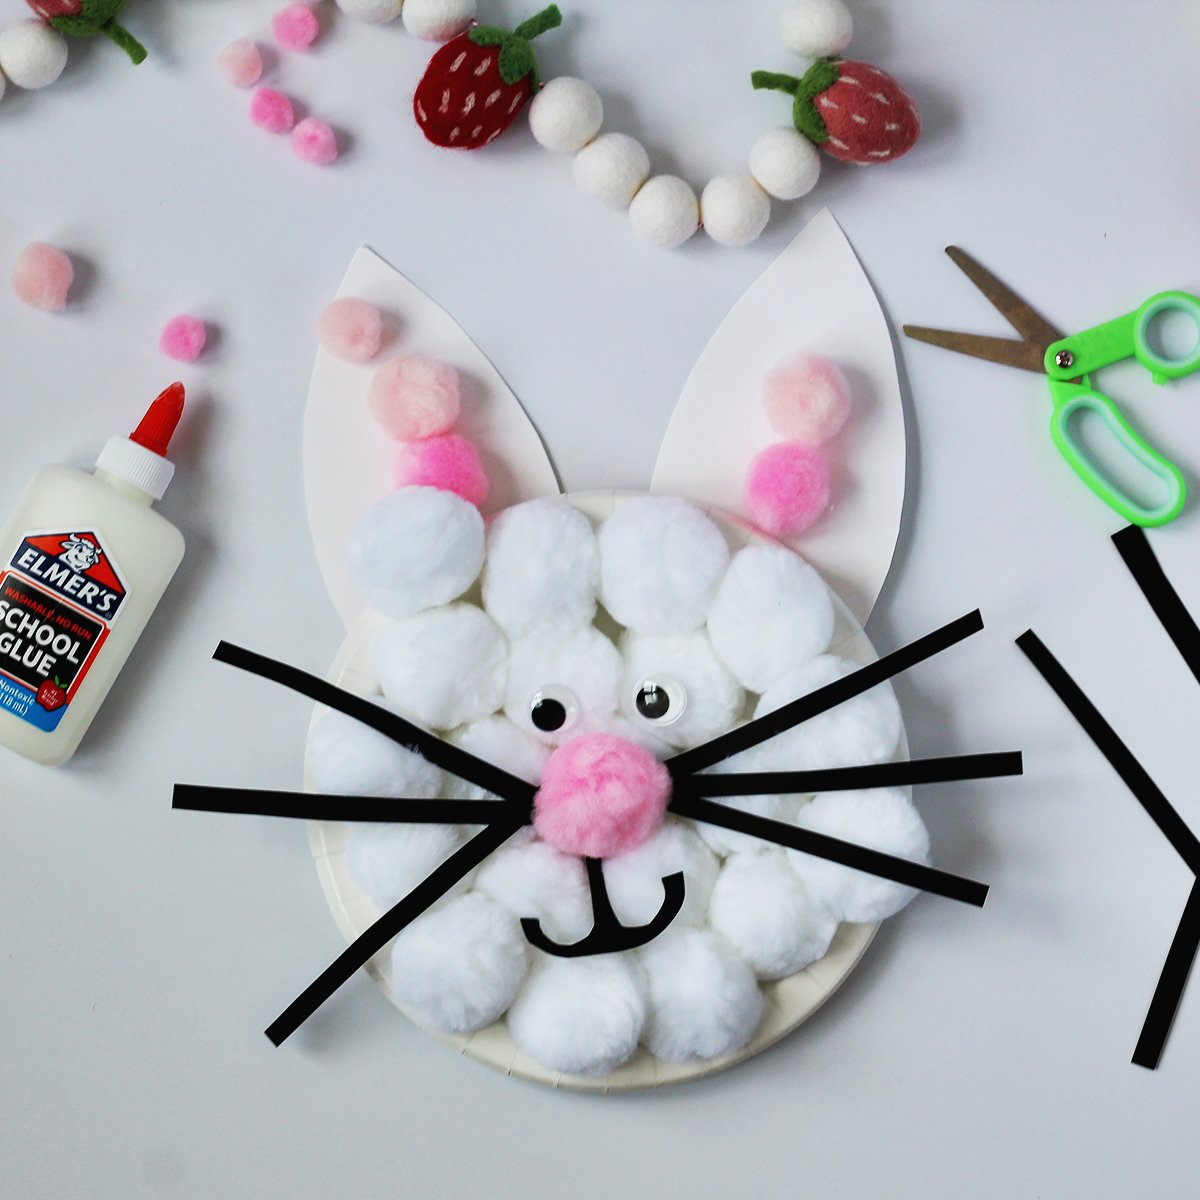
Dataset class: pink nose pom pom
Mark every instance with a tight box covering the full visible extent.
[218,39,263,87]
[746,441,832,537]
[12,242,73,311]
[318,297,384,362]
[534,733,671,859]
[159,315,208,362]
[272,3,321,52]
[395,434,489,507]
[369,355,461,440]
[292,117,339,165]
[250,87,295,132]
[762,353,851,444]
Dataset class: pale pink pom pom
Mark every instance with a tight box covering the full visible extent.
[160,315,207,362]
[533,733,671,859]
[318,297,384,362]
[369,355,461,440]
[395,434,489,507]
[292,117,339,165]
[746,441,832,537]
[218,39,263,87]
[249,87,294,132]
[272,3,320,52]
[12,242,73,311]
[762,353,851,444]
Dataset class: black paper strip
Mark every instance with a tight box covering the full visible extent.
[1133,877,1200,1070]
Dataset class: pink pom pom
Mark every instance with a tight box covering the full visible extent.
[12,242,73,312]
[395,434,489,506]
[533,733,671,859]
[218,39,263,87]
[369,355,461,440]
[272,3,320,52]
[292,117,339,165]
[318,297,384,363]
[159,315,208,363]
[249,87,294,133]
[746,441,832,537]
[762,353,852,444]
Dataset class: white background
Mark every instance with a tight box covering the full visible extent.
[2,1,1200,1196]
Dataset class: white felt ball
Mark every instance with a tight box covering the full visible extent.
[348,487,484,620]
[709,850,837,979]
[700,174,770,247]
[482,499,599,639]
[598,497,730,635]
[0,20,68,89]
[629,175,699,248]
[529,76,603,152]
[373,603,507,731]
[604,820,718,929]
[444,715,551,801]
[306,703,444,798]
[336,0,402,22]
[345,821,469,913]
[788,787,930,922]
[639,927,764,1063]
[401,0,476,40]
[781,0,854,58]
[707,543,834,692]
[750,127,822,200]
[574,132,650,208]
[507,954,647,1076]
[474,837,592,943]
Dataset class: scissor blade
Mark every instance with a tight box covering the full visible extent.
[945,246,1065,346]
[902,326,1050,373]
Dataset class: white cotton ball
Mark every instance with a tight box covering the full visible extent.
[576,711,672,759]
[700,174,771,247]
[707,543,834,692]
[709,850,837,980]
[474,837,592,943]
[0,20,68,89]
[574,132,651,208]
[629,175,699,248]
[335,0,402,22]
[507,954,647,1076]
[781,0,854,58]
[598,497,730,635]
[529,76,603,151]
[373,604,507,731]
[750,127,822,200]
[604,820,718,929]
[345,821,469,912]
[401,0,476,40]
[692,794,789,858]
[444,715,550,800]
[391,892,528,1033]
[306,703,444,798]
[348,487,484,620]
[754,655,902,771]
[788,788,930,922]
[482,499,599,638]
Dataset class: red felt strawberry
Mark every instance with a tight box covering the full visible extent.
[37,677,67,713]
[751,58,919,165]
[413,4,562,150]
[27,0,147,64]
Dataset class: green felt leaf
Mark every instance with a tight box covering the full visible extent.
[498,42,535,87]
[468,26,511,47]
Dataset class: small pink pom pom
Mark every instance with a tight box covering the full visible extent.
[249,87,294,133]
[218,39,263,87]
[762,353,852,444]
[12,242,73,312]
[369,355,461,440]
[395,434,489,507]
[159,315,207,363]
[746,441,832,537]
[272,3,320,52]
[318,297,384,362]
[292,117,339,165]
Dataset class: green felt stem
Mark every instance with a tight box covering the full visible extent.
[102,20,147,63]
[469,5,562,90]
[513,5,563,40]
[750,70,801,96]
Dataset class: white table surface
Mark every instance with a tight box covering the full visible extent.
[2,1,1199,1196]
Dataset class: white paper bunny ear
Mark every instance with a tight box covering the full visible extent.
[303,247,561,628]
[651,209,907,625]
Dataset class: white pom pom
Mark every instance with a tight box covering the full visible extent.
[507,954,647,1076]
[401,0,476,40]
[700,174,770,247]
[335,0,402,22]
[781,0,854,58]
[373,603,507,730]
[474,837,592,943]
[574,132,650,208]
[483,499,599,638]
[345,821,469,912]
[348,487,484,620]
[692,738,788,856]
[707,543,834,692]
[629,175,699,248]
[709,850,837,979]
[306,703,443,798]
[788,788,930,922]
[750,127,822,199]
[604,820,718,928]
[639,927,763,1062]
[529,76,603,151]
[598,497,730,635]
[0,20,68,89]
[445,715,551,800]
[390,892,528,1033]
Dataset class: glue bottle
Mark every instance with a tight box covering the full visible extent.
[0,384,187,765]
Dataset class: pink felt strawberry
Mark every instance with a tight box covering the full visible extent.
[752,58,919,165]
[413,4,562,150]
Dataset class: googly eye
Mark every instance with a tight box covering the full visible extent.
[529,685,580,733]
[633,675,687,725]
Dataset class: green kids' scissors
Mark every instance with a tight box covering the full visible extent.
[904,247,1198,527]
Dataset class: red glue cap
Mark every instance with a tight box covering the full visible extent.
[130,382,185,457]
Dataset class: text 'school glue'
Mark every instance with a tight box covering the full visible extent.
[0,384,187,765]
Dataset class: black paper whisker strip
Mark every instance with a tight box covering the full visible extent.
[265,816,525,1046]
[213,641,536,813]
[1133,877,1200,1070]
[669,792,989,906]
[667,610,985,776]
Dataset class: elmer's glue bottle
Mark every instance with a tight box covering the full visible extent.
[0,384,187,765]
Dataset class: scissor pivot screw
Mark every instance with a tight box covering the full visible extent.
[1055,349,1075,369]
